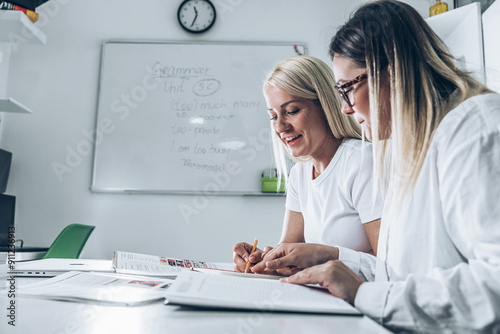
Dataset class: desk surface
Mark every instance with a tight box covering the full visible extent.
[0,276,392,334]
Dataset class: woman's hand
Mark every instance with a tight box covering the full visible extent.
[282,260,365,305]
[251,243,339,276]
[232,242,273,272]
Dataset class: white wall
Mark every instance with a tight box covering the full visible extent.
[483,0,500,93]
[3,0,367,262]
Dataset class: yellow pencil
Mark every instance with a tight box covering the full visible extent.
[245,239,258,273]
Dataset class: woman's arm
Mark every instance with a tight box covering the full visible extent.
[252,243,340,275]
[363,218,380,255]
[286,107,500,332]
[343,144,383,255]
[279,209,305,244]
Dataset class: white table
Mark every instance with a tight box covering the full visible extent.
[0,273,392,333]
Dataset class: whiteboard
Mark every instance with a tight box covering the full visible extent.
[91,41,306,195]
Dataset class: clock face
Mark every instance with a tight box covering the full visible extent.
[177,0,216,34]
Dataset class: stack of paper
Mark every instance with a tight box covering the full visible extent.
[13,271,174,306]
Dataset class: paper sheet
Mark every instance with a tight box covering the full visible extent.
[13,271,174,306]
[113,251,221,277]
[165,271,360,315]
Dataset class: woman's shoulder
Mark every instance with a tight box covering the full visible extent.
[338,138,374,164]
[341,137,373,150]
[433,93,500,148]
[444,93,500,123]
[289,159,312,178]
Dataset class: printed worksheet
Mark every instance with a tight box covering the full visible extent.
[113,251,227,277]
[165,271,361,315]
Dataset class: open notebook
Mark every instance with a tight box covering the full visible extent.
[164,271,360,315]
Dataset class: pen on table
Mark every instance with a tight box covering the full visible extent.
[245,238,258,273]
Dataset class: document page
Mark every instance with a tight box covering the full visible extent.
[113,251,220,277]
[165,271,360,315]
[191,267,282,280]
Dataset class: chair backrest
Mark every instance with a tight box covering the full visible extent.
[42,224,95,259]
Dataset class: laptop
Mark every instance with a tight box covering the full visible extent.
[0,194,16,247]
[7,258,115,277]
[0,194,49,261]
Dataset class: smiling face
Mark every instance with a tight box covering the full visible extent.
[265,84,334,161]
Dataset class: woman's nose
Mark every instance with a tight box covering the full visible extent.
[341,99,355,116]
[275,117,290,133]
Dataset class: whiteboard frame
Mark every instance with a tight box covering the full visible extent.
[90,40,307,196]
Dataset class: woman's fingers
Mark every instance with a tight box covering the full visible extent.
[233,242,252,271]
[282,261,365,305]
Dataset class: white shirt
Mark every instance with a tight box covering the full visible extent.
[339,93,500,332]
[286,138,382,252]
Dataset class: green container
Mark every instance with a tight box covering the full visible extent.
[261,177,286,193]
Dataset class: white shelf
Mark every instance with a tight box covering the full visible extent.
[0,97,33,114]
[426,2,485,83]
[0,10,47,45]
[426,3,480,39]
[0,10,46,117]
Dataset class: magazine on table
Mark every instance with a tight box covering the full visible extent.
[12,271,175,306]
[112,251,281,279]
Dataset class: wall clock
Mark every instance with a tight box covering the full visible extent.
[177,0,217,34]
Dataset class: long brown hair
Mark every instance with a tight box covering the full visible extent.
[330,0,492,200]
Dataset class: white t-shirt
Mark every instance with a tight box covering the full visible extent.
[286,138,383,253]
[339,93,500,332]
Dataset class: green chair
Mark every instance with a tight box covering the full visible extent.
[42,224,95,259]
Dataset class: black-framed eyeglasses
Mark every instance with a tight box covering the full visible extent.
[334,73,368,107]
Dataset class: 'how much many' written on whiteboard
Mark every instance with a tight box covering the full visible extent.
[91,41,306,195]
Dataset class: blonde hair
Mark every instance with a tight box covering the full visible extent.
[330,0,492,202]
[264,55,362,187]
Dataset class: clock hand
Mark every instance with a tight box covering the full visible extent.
[191,6,198,27]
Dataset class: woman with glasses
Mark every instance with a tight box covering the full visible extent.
[267,1,500,332]
[233,55,383,274]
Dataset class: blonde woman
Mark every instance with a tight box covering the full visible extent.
[233,56,382,274]
[271,1,500,332]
